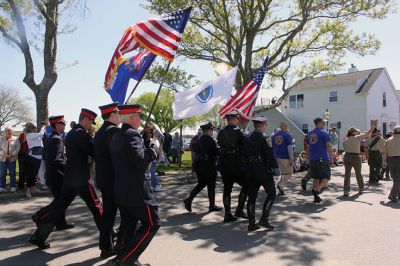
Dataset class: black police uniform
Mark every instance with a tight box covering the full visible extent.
[94,120,120,254]
[244,130,278,231]
[33,130,72,229]
[217,124,248,222]
[184,124,222,212]
[111,123,159,264]
[30,123,103,247]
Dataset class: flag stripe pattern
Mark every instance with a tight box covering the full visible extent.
[133,7,191,62]
[104,26,140,89]
[219,57,269,122]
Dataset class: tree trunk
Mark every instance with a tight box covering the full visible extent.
[34,89,49,127]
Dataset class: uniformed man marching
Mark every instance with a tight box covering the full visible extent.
[30,108,103,249]
[32,115,74,231]
[368,129,386,183]
[94,103,121,259]
[110,105,159,266]
[217,110,248,222]
[243,116,279,232]
[184,122,223,213]
[383,125,400,202]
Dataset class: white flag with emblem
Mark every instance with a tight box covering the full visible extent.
[173,67,237,120]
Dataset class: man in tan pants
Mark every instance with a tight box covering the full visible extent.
[342,121,376,196]
[383,125,400,202]
[272,121,295,196]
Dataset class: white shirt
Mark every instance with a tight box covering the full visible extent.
[26,129,44,159]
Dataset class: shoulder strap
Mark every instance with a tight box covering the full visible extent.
[369,136,380,150]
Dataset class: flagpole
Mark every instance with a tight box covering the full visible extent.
[124,55,157,105]
[145,61,172,126]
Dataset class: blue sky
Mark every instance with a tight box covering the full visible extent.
[0,0,399,128]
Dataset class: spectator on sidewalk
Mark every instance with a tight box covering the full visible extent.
[25,122,45,199]
[17,127,29,190]
[162,130,172,164]
[342,121,376,197]
[189,129,202,178]
[0,127,21,193]
[171,132,182,163]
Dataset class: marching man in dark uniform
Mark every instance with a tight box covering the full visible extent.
[243,116,279,232]
[184,122,223,213]
[32,115,74,231]
[30,108,102,249]
[94,103,121,259]
[110,105,159,266]
[217,110,248,222]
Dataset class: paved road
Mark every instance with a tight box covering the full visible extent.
[0,164,399,266]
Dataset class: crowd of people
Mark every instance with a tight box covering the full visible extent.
[1,103,399,266]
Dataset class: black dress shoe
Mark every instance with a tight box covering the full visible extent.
[32,214,39,227]
[100,248,116,259]
[248,224,261,232]
[208,205,223,212]
[183,199,192,212]
[258,219,275,230]
[29,234,50,250]
[223,213,237,223]
[55,223,75,231]
[234,211,248,219]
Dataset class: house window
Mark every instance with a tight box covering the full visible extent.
[297,94,304,108]
[289,95,296,109]
[329,91,338,102]
[383,92,387,107]
[302,124,308,134]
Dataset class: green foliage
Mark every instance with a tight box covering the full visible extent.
[157,151,192,172]
[143,0,396,110]
[131,88,202,132]
[144,62,199,91]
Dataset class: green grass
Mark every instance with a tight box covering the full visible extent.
[157,151,193,172]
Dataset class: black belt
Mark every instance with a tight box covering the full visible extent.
[246,155,263,164]
[220,149,239,155]
[196,154,210,160]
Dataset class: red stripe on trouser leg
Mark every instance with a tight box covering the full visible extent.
[122,206,153,262]
[88,185,102,216]
[39,213,49,220]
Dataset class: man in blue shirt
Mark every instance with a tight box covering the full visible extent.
[306,117,334,203]
[272,121,295,196]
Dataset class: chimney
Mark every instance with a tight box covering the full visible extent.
[348,64,358,73]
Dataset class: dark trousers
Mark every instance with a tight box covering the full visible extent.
[247,176,276,223]
[186,172,217,206]
[99,187,118,251]
[368,150,382,181]
[388,157,400,199]
[35,183,102,242]
[221,165,248,214]
[119,204,160,264]
[17,154,28,189]
[35,184,67,226]
[26,156,41,188]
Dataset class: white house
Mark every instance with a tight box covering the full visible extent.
[281,67,400,149]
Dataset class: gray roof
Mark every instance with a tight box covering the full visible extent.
[291,68,385,93]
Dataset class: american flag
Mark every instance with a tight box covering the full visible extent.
[219,57,269,122]
[104,7,192,89]
[134,7,192,61]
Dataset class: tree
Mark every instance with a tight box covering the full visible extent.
[0,86,32,131]
[144,0,395,111]
[0,0,85,127]
[131,88,201,132]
